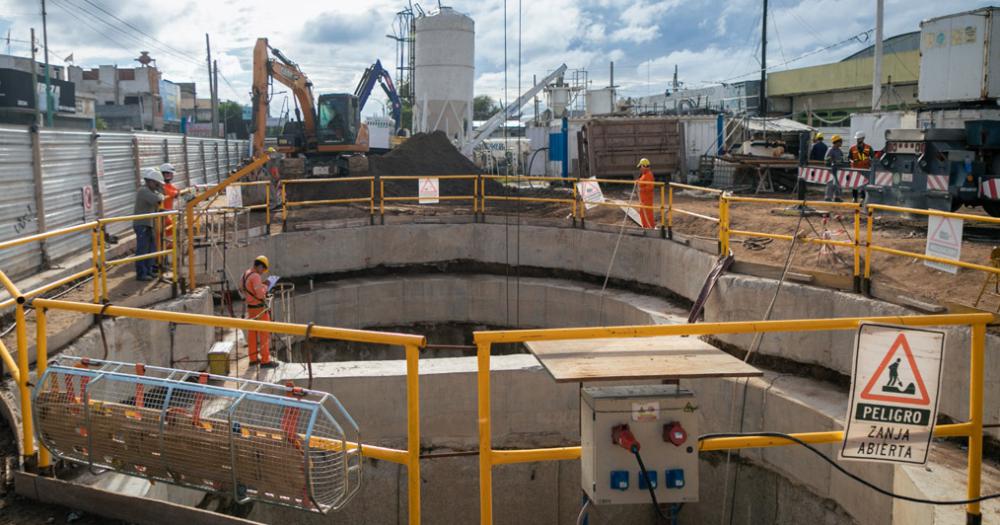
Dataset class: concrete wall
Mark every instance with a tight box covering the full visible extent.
[265,355,991,524]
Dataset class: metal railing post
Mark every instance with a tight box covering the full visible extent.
[171,213,180,294]
[281,182,288,229]
[571,179,578,227]
[477,341,493,525]
[719,194,730,255]
[667,185,674,240]
[853,207,861,293]
[370,178,375,225]
[864,207,874,296]
[967,322,986,524]
[35,306,50,470]
[379,178,385,225]
[265,183,271,234]
[405,344,421,525]
[90,226,100,304]
[659,183,667,239]
[98,222,108,302]
[15,298,34,464]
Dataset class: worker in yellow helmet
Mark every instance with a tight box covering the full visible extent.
[242,255,276,368]
[824,135,846,202]
[635,158,656,229]
[809,132,827,162]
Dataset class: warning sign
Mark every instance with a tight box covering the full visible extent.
[924,215,963,274]
[81,186,94,215]
[575,178,605,210]
[418,177,439,204]
[840,323,946,465]
[225,185,243,208]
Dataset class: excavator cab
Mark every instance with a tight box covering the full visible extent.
[317,94,360,148]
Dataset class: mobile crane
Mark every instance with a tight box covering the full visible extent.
[251,38,369,174]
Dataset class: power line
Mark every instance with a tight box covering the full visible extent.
[74,0,204,67]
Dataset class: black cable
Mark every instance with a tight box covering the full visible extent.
[303,322,314,390]
[97,303,112,360]
[700,431,1000,505]
[632,447,674,523]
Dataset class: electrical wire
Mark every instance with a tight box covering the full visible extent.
[701,431,1000,505]
[632,448,677,523]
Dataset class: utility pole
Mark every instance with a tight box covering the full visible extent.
[213,60,220,137]
[206,33,218,137]
[758,0,767,116]
[872,0,884,111]
[41,0,53,126]
[30,28,40,126]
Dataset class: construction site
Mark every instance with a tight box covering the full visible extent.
[1,1,1000,524]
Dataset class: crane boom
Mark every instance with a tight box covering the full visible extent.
[355,60,403,132]
[461,64,568,156]
[252,38,318,157]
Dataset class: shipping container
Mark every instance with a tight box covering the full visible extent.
[579,117,684,179]
[919,7,1000,104]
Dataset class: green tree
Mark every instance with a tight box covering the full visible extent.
[218,100,248,139]
[94,117,108,131]
[398,80,414,132]
[474,95,498,120]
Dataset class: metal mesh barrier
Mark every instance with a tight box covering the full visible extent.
[33,356,361,513]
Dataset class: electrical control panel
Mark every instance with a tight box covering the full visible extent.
[581,384,699,505]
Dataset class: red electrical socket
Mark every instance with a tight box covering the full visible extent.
[663,422,687,446]
[612,423,640,452]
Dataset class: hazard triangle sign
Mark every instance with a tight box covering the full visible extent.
[840,323,946,465]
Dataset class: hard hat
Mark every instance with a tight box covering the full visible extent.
[854,131,866,140]
[831,134,843,143]
[636,158,651,168]
[254,255,270,269]
[814,132,824,140]
[159,163,176,174]
[141,167,164,184]
[267,147,276,153]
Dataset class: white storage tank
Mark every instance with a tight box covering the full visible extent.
[919,7,1000,104]
[414,7,474,142]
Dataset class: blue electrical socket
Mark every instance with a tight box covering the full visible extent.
[665,469,685,489]
[638,470,658,490]
[610,470,629,491]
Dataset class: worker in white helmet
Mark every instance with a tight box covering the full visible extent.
[133,168,164,281]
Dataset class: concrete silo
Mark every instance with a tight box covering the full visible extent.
[413,7,474,142]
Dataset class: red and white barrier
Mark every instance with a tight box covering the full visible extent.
[798,166,834,184]
[926,175,949,191]
[981,178,1000,200]
[871,171,893,187]
[837,169,869,189]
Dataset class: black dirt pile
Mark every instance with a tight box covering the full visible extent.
[373,131,492,198]
[371,131,481,177]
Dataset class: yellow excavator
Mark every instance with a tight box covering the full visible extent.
[251,38,369,175]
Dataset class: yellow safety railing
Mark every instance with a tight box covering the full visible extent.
[0,222,102,309]
[380,175,477,224]
[232,180,272,229]
[472,312,993,524]
[666,182,722,240]
[580,178,668,235]
[186,156,271,290]
[864,204,1000,295]
[280,176,376,226]
[27,297,427,525]
[720,195,863,289]
[98,211,180,300]
[479,175,578,221]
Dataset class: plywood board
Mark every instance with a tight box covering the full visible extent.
[524,335,762,383]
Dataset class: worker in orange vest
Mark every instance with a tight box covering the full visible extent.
[242,255,276,368]
[849,131,874,202]
[636,158,656,229]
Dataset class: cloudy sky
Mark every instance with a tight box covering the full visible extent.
[0,0,995,118]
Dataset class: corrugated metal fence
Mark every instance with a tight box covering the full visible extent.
[0,125,249,279]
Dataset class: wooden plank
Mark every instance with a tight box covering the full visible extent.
[14,471,259,525]
[524,335,762,383]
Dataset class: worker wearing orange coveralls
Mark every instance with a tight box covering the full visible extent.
[636,158,656,229]
[242,255,276,368]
